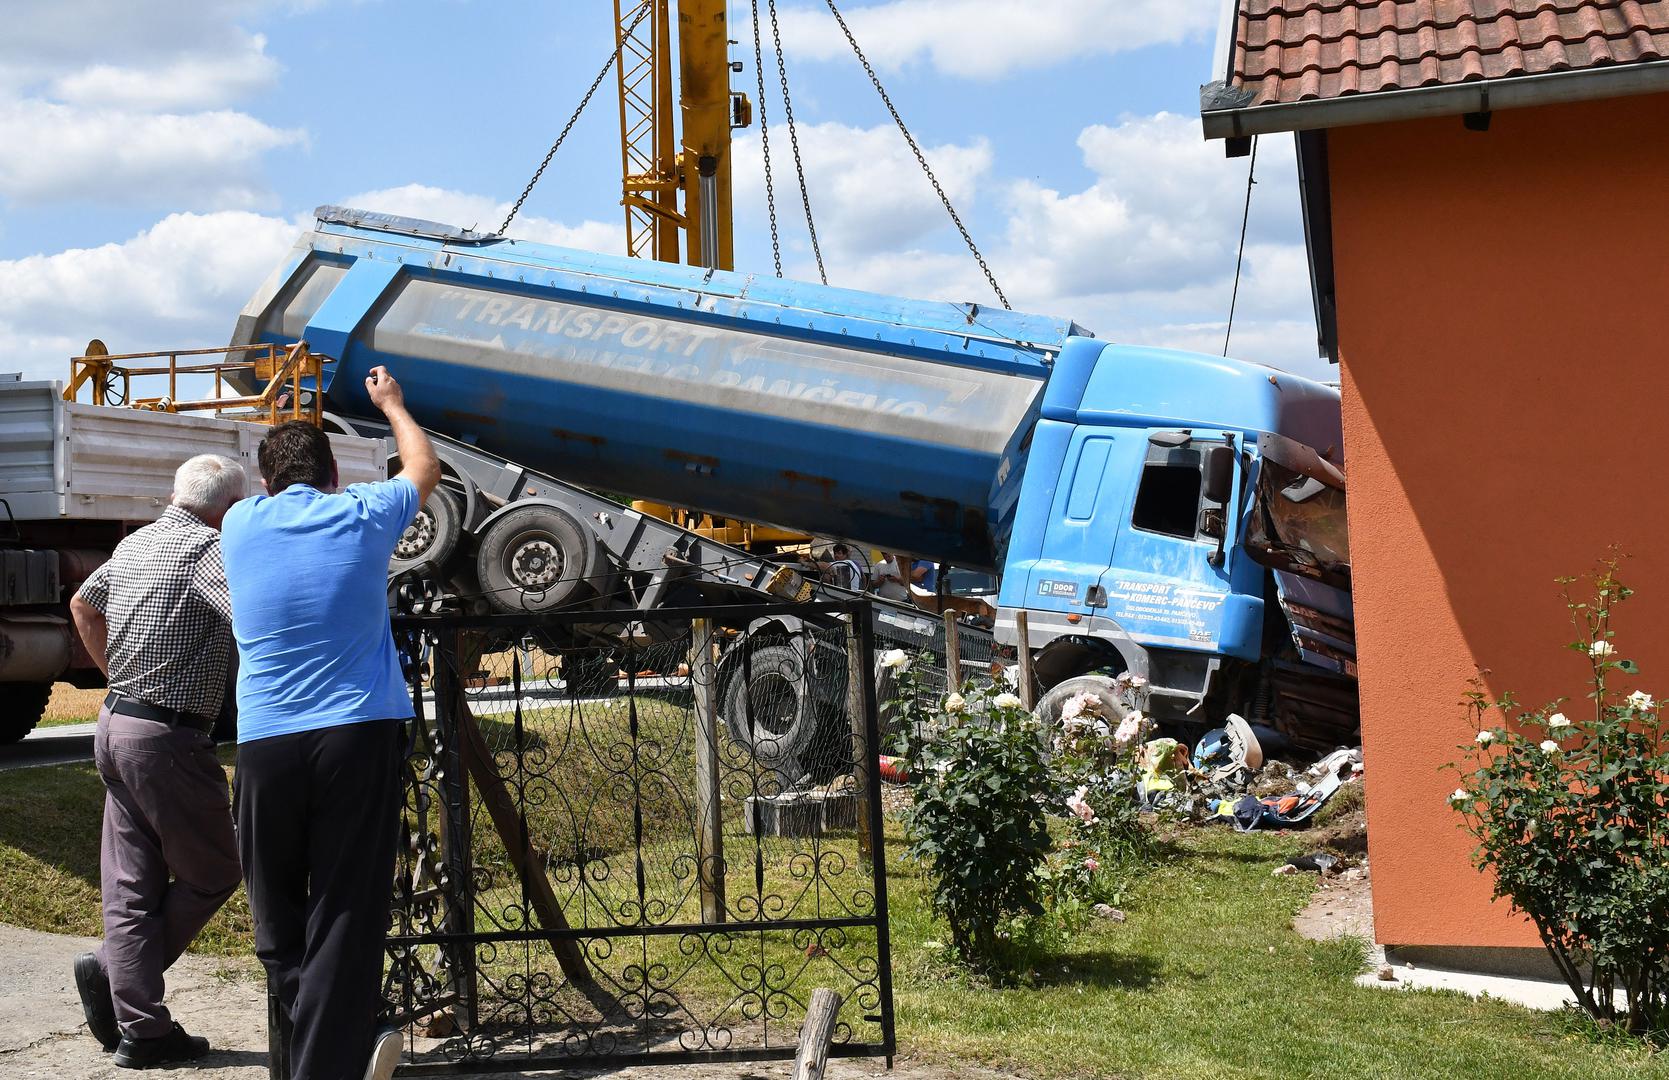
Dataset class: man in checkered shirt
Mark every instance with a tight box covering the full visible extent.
[66,453,248,1069]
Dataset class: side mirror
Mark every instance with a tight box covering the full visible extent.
[1204,445,1235,504]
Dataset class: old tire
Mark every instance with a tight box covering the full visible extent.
[0,682,52,744]
[721,643,845,782]
[476,504,600,613]
[390,485,465,578]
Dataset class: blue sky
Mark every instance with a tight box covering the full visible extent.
[0,0,1325,383]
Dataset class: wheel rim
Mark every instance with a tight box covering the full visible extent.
[507,534,564,589]
[395,507,438,560]
[747,669,802,739]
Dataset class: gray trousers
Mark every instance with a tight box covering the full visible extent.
[94,706,242,1039]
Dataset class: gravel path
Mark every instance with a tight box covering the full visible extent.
[0,923,1012,1080]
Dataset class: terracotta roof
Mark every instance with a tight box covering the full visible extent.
[1231,1,1669,105]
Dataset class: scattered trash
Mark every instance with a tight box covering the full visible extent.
[1285,852,1341,875]
[1092,904,1126,922]
[1272,863,1298,876]
[1377,965,1397,982]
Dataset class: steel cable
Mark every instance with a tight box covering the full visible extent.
[750,0,785,276]
[769,0,827,284]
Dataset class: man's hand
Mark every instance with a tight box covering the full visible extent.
[365,366,407,416]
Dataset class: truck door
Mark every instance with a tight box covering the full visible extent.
[1022,428,1132,614]
[1095,435,1244,654]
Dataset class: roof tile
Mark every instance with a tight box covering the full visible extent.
[1230,0,1669,105]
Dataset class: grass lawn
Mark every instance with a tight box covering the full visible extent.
[3,738,1664,1077]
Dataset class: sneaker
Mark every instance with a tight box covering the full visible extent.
[72,952,119,1052]
[362,1026,402,1080]
[112,1022,210,1069]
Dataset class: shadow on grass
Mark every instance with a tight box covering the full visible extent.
[1030,949,1163,992]
[0,759,105,894]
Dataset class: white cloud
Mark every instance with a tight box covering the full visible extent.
[734,122,992,259]
[338,185,625,251]
[749,113,1323,378]
[0,211,303,381]
[775,0,1217,78]
[0,100,305,207]
[49,34,282,111]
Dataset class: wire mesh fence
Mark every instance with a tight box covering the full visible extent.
[367,600,894,1075]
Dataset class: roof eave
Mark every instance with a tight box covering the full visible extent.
[1201,59,1669,141]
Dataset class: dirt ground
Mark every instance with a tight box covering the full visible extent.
[0,924,1014,1080]
[1288,806,1376,945]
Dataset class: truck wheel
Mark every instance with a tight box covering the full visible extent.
[720,643,845,783]
[0,682,52,744]
[1034,675,1136,752]
[476,505,600,613]
[390,486,464,577]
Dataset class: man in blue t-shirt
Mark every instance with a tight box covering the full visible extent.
[221,366,438,1080]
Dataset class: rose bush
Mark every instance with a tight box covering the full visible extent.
[1451,558,1669,1036]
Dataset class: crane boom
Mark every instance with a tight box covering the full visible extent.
[614,0,744,271]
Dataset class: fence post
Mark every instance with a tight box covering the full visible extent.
[1016,610,1036,711]
[846,620,872,860]
[691,619,727,923]
[941,609,962,689]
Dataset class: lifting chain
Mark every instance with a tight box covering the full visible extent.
[497,4,651,237]
[821,0,1010,308]
[769,0,827,285]
[750,0,784,276]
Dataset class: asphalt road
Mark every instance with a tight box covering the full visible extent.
[0,723,96,772]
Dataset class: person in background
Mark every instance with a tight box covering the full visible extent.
[870,552,911,602]
[807,542,867,592]
[909,559,939,594]
[220,367,439,1080]
[67,455,247,1068]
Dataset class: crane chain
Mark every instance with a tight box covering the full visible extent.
[821,0,1009,308]
[769,0,827,285]
[497,4,650,237]
[750,0,784,276]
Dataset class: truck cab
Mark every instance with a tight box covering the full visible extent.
[997,343,1354,747]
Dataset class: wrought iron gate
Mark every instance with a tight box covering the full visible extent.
[371,600,894,1074]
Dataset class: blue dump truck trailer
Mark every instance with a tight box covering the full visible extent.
[230,207,1356,754]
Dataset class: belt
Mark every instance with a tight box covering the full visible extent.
[104,692,216,734]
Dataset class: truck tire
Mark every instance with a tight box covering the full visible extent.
[720,643,845,783]
[0,682,52,744]
[1034,675,1136,751]
[390,485,464,578]
[476,504,600,613]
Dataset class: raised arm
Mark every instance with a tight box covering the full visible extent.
[364,366,440,504]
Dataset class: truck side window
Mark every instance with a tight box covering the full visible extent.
[1132,463,1202,539]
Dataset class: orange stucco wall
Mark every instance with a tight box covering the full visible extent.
[1329,90,1669,948]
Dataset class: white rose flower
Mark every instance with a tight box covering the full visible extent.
[1628,690,1656,711]
[1540,739,1560,753]
[1547,712,1571,730]
[1475,730,1494,745]
[942,692,966,714]
[992,691,1023,710]
[1589,640,1615,658]
[1449,788,1470,806]
[879,649,909,670]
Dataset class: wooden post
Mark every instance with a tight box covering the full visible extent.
[791,988,844,1080]
[690,619,726,923]
[941,609,962,690]
[451,680,593,986]
[845,622,872,860]
[1015,609,1036,711]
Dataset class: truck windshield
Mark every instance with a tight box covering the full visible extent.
[1246,459,1349,588]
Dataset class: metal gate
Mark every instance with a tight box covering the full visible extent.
[370,600,894,1074]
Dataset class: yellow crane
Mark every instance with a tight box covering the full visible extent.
[613,0,745,271]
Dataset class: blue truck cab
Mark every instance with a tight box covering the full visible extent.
[1000,341,1353,741]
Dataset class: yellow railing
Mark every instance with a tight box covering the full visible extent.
[64,339,324,427]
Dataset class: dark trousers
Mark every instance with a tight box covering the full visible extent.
[94,707,242,1039]
[234,719,403,1080]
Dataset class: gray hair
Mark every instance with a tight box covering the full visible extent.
[173,454,247,517]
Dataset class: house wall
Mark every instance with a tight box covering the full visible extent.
[1328,90,1669,948]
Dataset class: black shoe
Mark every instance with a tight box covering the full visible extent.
[73,952,119,1052]
[112,1022,210,1069]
